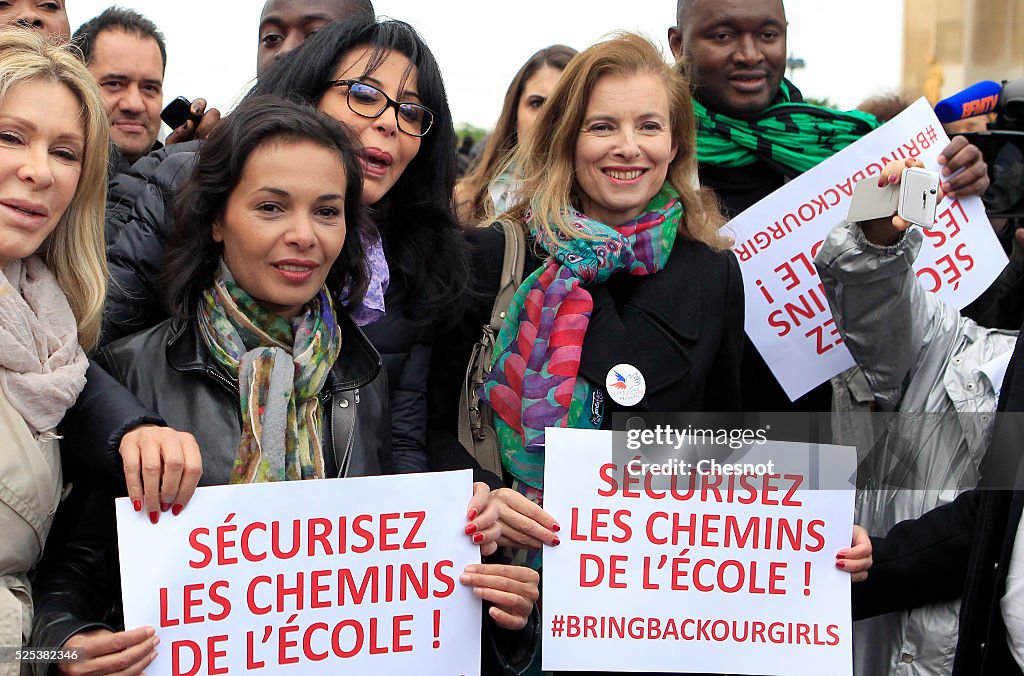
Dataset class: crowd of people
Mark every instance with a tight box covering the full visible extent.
[0,0,1020,674]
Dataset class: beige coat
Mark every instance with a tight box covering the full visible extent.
[0,383,62,676]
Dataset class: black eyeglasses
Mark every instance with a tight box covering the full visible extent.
[328,79,436,137]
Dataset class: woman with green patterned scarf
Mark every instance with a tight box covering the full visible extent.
[54,98,542,670]
[472,33,745,567]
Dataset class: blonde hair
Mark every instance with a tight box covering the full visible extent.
[0,28,110,350]
[506,32,728,250]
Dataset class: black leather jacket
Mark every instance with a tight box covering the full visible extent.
[96,313,393,483]
[100,142,435,473]
[30,310,391,666]
[31,315,537,675]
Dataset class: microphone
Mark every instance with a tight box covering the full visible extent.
[934,80,1002,123]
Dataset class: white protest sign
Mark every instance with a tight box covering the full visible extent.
[542,427,857,675]
[116,470,481,675]
[726,97,1006,400]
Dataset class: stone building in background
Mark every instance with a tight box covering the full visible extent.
[903,0,1023,104]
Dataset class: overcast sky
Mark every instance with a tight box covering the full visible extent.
[67,0,905,132]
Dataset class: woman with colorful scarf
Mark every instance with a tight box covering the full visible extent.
[31,98,540,676]
[469,33,745,563]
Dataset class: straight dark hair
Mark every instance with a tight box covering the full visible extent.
[161,96,369,317]
[253,16,469,325]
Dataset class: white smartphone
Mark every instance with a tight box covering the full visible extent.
[897,167,940,227]
[847,168,940,228]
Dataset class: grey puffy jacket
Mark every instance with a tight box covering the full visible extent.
[815,221,1018,676]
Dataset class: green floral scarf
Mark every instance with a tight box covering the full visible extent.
[198,262,341,483]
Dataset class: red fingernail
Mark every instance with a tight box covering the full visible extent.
[149,511,159,524]
[172,504,184,516]
[472,533,484,544]
[464,523,478,535]
[467,508,478,520]
[551,523,561,533]
[161,502,171,513]
[836,561,846,569]
[133,500,142,512]
[552,536,561,546]
[877,179,885,187]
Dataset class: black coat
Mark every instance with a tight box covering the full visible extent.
[697,89,834,416]
[31,311,391,669]
[362,276,433,473]
[853,321,1024,675]
[430,222,745,438]
[102,141,199,343]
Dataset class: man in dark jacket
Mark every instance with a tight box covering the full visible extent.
[666,0,991,415]
[853,319,1024,675]
[74,8,167,167]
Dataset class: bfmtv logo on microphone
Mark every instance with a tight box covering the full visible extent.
[934,80,1002,123]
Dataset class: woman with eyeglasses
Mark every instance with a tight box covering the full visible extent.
[249,17,474,480]
[85,16,483,501]
[34,96,540,676]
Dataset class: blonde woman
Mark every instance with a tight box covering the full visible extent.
[0,27,109,664]
[471,33,744,561]
[0,28,199,666]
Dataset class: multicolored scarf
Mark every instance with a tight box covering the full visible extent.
[198,262,341,483]
[695,79,880,176]
[480,184,681,491]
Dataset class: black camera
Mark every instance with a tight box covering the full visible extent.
[960,77,1024,218]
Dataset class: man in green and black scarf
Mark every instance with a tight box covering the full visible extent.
[666,0,990,415]
[667,4,992,676]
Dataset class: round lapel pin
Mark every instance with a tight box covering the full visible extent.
[605,364,646,406]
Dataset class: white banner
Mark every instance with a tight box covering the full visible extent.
[542,428,857,675]
[116,470,481,675]
[726,97,1006,400]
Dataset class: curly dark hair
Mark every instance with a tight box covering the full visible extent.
[253,16,469,325]
[161,96,369,318]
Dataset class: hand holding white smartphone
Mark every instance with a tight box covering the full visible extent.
[897,167,941,227]
[847,167,941,228]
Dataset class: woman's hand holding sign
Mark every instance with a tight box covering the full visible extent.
[474,488,561,550]
[59,627,157,676]
[460,564,540,630]
[837,525,873,583]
